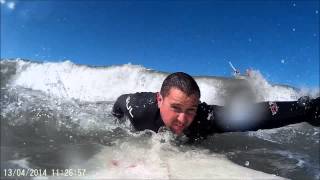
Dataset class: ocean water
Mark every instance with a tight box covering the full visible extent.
[1,59,319,179]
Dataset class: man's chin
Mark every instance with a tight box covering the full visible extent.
[171,126,184,135]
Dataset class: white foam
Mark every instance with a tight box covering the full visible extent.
[7,59,308,103]
[11,60,165,102]
[244,70,300,101]
[298,87,320,98]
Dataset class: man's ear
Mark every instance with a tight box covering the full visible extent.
[156,92,163,108]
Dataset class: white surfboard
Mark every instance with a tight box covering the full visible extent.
[78,140,287,180]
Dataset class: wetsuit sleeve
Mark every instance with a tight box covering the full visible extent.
[243,97,319,130]
[207,96,319,133]
[112,94,130,119]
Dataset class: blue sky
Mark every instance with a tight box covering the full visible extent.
[1,0,319,88]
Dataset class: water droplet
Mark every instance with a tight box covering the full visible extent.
[245,161,250,166]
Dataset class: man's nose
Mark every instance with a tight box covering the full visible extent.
[177,113,187,123]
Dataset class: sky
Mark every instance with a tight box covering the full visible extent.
[1,0,319,88]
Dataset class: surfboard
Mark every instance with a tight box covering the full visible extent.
[79,141,287,180]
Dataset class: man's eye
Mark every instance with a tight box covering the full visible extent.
[171,106,181,112]
[186,109,197,115]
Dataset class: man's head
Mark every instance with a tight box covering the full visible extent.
[156,72,200,135]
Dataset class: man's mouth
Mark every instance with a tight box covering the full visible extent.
[172,123,185,133]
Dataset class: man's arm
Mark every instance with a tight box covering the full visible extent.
[207,96,319,133]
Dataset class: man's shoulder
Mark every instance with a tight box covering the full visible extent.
[184,102,219,140]
[123,92,158,118]
[122,92,160,130]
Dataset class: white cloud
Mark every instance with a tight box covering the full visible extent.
[0,0,6,5]
[7,1,15,10]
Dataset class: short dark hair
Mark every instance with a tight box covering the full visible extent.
[160,72,200,98]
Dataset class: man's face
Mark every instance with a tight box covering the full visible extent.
[157,88,199,135]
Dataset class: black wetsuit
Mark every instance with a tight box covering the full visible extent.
[112,92,319,141]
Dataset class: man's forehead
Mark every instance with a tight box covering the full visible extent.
[166,88,199,107]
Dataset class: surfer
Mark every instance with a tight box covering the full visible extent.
[112,72,319,141]
[229,61,241,77]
